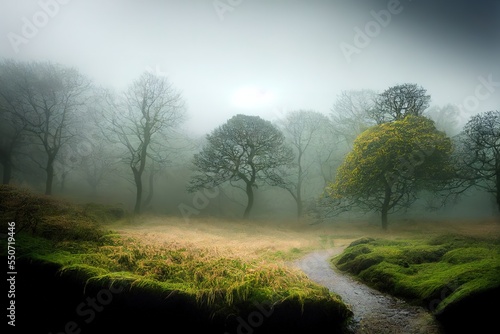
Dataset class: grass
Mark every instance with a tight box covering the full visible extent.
[0,184,351,322]
[332,234,500,314]
[2,184,499,331]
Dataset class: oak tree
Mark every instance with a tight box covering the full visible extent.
[328,116,454,229]
[189,114,294,219]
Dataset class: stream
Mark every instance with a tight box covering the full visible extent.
[293,249,443,334]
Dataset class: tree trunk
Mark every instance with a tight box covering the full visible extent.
[243,182,254,219]
[381,209,389,230]
[60,171,68,192]
[91,184,98,197]
[133,168,143,214]
[381,182,392,230]
[496,170,500,215]
[143,169,155,210]
[296,199,303,218]
[296,172,303,218]
[2,159,12,185]
[296,151,303,218]
[45,157,55,195]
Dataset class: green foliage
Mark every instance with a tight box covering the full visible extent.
[328,115,454,226]
[332,235,500,314]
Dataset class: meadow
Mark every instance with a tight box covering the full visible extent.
[1,184,499,333]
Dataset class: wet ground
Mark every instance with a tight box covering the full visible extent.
[293,249,444,334]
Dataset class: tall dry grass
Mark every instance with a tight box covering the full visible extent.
[110,215,500,262]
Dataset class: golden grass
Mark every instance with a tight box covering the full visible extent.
[108,215,500,262]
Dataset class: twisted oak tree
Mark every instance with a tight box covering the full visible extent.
[189,114,294,219]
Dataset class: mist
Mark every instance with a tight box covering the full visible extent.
[1,0,499,222]
[2,2,500,333]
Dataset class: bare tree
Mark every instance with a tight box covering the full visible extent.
[101,72,185,214]
[373,83,431,124]
[330,89,378,146]
[79,138,119,195]
[0,60,90,194]
[453,110,500,213]
[425,104,461,136]
[0,61,28,184]
[278,110,335,217]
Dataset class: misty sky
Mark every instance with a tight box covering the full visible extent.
[1,0,499,136]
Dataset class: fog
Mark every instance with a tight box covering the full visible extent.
[1,0,499,221]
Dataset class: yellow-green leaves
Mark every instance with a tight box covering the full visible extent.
[328,115,454,217]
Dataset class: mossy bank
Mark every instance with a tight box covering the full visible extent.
[0,185,352,333]
[333,235,500,333]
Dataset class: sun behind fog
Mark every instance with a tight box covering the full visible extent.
[231,86,275,108]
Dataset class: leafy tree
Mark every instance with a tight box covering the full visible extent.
[100,72,185,214]
[454,110,500,212]
[328,116,454,229]
[189,114,294,219]
[373,83,431,124]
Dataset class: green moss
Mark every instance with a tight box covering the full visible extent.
[333,235,500,315]
[442,247,494,264]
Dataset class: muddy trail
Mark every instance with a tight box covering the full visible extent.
[293,249,443,334]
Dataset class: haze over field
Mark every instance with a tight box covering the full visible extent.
[1,3,500,333]
[1,0,499,136]
[1,0,499,222]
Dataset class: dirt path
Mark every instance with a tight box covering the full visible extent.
[293,248,443,334]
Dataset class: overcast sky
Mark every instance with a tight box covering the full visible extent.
[1,0,499,136]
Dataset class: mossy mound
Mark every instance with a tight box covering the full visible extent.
[0,185,119,241]
[332,234,500,332]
